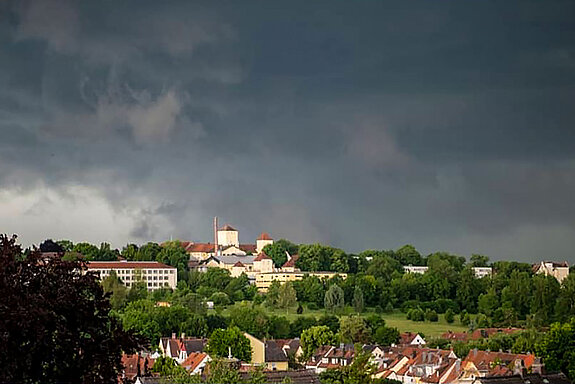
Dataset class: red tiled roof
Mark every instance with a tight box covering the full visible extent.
[181,352,208,372]
[121,354,154,379]
[87,261,175,269]
[464,350,535,371]
[219,224,237,231]
[239,244,257,253]
[282,254,300,268]
[399,332,420,345]
[258,232,273,240]
[188,243,214,253]
[441,331,468,341]
[254,251,271,261]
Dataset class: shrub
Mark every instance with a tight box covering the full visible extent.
[445,309,455,324]
[407,308,425,322]
[425,309,439,322]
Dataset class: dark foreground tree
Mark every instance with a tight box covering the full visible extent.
[0,235,143,384]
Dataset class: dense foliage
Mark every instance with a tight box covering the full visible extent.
[0,235,143,384]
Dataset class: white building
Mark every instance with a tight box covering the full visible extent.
[217,224,240,247]
[533,261,570,283]
[403,265,428,274]
[86,260,177,290]
[472,267,493,279]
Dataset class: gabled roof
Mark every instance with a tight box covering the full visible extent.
[265,340,289,362]
[219,224,237,231]
[239,244,257,253]
[181,352,208,372]
[233,261,245,267]
[258,232,273,240]
[464,350,535,371]
[282,254,300,268]
[254,251,271,261]
[187,243,214,253]
[121,354,155,380]
[399,332,422,345]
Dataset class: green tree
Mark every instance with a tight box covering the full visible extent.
[478,288,499,317]
[266,280,282,308]
[425,309,439,322]
[445,309,455,324]
[121,243,139,260]
[229,304,270,339]
[205,327,252,362]
[470,254,490,267]
[205,359,243,384]
[343,346,378,383]
[352,286,364,313]
[137,242,162,261]
[293,275,325,306]
[365,251,402,282]
[157,241,189,273]
[300,325,336,360]
[101,270,128,310]
[263,239,299,268]
[373,326,400,346]
[340,315,371,344]
[72,242,100,260]
[0,235,142,384]
[535,318,575,379]
[278,282,297,310]
[56,239,74,252]
[324,284,345,313]
[556,273,575,321]
[297,244,335,271]
[531,274,560,326]
[395,244,425,266]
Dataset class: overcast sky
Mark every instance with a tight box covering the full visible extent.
[1,0,574,263]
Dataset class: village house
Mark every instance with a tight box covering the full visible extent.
[532,261,570,283]
[121,354,155,381]
[180,352,211,375]
[458,349,536,384]
[243,333,290,371]
[159,334,207,364]
[398,332,426,346]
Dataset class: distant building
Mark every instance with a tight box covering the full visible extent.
[179,223,274,260]
[472,267,493,279]
[86,260,177,290]
[256,232,274,254]
[533,261,570,283]
[255,271,348,292]
[403,265,429,274]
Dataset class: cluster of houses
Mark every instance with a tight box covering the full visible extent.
[120,329,570,384]
[182,224,346,291]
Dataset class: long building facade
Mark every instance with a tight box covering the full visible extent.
[86,260,177,290]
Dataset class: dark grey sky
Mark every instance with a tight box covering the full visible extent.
[1,0,575,263]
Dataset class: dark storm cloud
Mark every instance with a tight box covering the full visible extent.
[1,0,574,262]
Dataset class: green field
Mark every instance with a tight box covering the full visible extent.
[221,303,469,338]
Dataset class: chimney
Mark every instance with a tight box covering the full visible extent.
[340,343,345,350]
[181,332,185,339]
[473,348,478,357]
[214,217,218,256]
[172,333,176,339]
